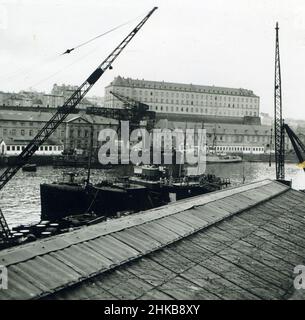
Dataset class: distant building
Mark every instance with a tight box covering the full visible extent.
[0,84,103,110]
[51,84,93,109]
[42,94,65,109]
[105,76,260,123]
[155,120,293,154]
[260,112,273,126]
[0,109,118,156]
[86,96,104,107]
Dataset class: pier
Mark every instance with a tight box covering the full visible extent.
[1,179,304,300]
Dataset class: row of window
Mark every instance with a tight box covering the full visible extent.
[110,85,258,101]
[111,96,258,110]
[6,145,63,151]
[148,105,257,117]
[1,128,65,137]
[213,146,265,152]
[216,135,269,143]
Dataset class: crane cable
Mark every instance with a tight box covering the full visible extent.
[61,11,147,55]
[0,10,147,85]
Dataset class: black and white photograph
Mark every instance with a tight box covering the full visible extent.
[1,0,305,307]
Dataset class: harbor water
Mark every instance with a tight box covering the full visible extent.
[0,162,304,228]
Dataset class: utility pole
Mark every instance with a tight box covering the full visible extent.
[274,22,285,180]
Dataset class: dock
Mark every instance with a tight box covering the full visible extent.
[1,179,305,300]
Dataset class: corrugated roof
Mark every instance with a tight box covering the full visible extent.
[4,179,305,300]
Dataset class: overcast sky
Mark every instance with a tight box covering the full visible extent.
[0,0,305,118]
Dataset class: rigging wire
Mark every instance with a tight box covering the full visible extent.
[0,10,147,86]
[30,42,103,88]
[61,12,146,54]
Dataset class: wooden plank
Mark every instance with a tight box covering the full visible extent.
[126,257,176,287]
[244,234,301,267]
[135,222,180,245]
[173,210,210,230]
[253,229,305,261]
[157,275,220,300]
[94,268,154,300]
[154,216,195,237]
[138,289,174,300]
[110,228,162,254]
[200,255,284,299]
[170,238,215,262]
[229,239,293,277]
[0,266,45,300]
[261,223,305,251]
[217,247,290,292]
[180,263,259,300]
[149,247,197,274]
[191,203,230,223]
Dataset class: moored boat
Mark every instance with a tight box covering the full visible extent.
[22,163,37,172]
[40,172,161,221]
[206,154,243,163]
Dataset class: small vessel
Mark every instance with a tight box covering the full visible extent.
[205,124,243,164]
[22,164,37,172]
[206,153,243,163]
[130,163,230,201]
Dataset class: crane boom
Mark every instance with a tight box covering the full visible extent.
[87,92,155,128]
[0,7,158,240]
[284,123,305,171]
[110,90,149,111]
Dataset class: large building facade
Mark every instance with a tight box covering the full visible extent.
[103,77,305,154]
[105,76,260,121]
[0,109,118,156]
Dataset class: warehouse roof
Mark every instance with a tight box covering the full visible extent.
[0,109,118,125]
[1,179,304,300]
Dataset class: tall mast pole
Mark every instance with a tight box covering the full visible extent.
[274,22,285,180]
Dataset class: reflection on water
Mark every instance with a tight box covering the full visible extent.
[0,162,304,227]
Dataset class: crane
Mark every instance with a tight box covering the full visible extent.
[284,124,305,171]
[110,90,156,131]
[0,7,158,242]
[274,22,285,181]
[86,91,156,131]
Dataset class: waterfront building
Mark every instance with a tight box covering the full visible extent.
[0,138,63,156]
[0,109,118,156]
[105,76,260,124]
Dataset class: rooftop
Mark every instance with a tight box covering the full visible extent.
[0,110,118,125]
[0,179,304,300]
[108,76,259,98]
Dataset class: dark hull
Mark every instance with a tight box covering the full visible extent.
[40,184,90,220]
[22,164,37,172]
[168,184,221,201]
[40,182,166,221]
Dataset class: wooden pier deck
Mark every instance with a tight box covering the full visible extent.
[1,179,305,300]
